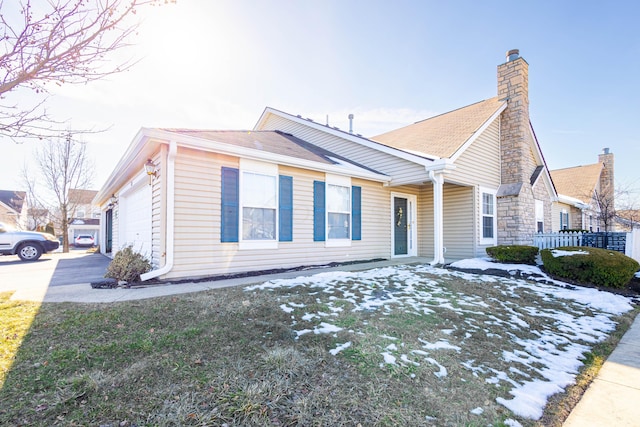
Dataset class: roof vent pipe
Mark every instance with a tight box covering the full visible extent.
[506,49,520,62]
[348,114,354,134]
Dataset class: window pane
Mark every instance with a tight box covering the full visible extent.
[242,207,275,240]
[328,213,350,239]
[243,172,276,208]
[483,216,493,238]
[327,184,350,212]
[482,193,493,215]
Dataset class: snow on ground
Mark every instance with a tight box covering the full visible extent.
[245,259,634,421]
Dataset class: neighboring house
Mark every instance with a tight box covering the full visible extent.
[67,189,100,246]
[95,49,557,282]
[616,209,640,231]
[549,149,615,232]
[0,190,28,229]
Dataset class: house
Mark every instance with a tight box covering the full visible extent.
[67,189,101,246]
[95,49,557,281]
[0,190,28,229]
[549,149,615,231]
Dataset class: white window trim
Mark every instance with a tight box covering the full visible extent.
[480,187,497,245]
[535,200,544,233]
[239,159,278,250]
[560,209,569,230]
[325,174,351,247]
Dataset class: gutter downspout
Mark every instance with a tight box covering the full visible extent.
[141,141,177,281]
[429,169,445,266]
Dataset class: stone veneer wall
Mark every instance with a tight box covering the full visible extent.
[496,52,541,245]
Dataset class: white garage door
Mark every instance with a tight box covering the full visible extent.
[119,181,152,259]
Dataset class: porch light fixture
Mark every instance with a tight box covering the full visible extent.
[107,194,118,209]
[144,158,158,184]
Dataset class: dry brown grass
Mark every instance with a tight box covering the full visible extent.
[0,266,635,426]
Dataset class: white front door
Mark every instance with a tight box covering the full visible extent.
[391,193,417,257]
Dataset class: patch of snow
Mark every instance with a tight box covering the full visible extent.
[280,304,294,313]
[246,261,634,421]
[504,419,523,427]
[551,249,589,257]
[329,341,351,355]
[313,322,342,334]
[470,407,484,415]
[419,338,461,352]
[381,352,396,365]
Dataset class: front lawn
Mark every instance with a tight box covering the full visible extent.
[0,264,636,426]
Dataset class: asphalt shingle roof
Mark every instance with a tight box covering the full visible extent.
[161,129,383,174]
[0,190,26,213]
[371,97,506,159]
[550,163,603,203]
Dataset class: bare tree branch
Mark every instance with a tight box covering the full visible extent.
[30,132,94,251]
[0,0,174,141]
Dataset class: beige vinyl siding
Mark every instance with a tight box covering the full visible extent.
[258,114,428,185]
[163,148,394,280]
[417,184,434,259]
[552,202,573,232]
[448,119,501,187]
[110,205,119,258]
[443,184,476,260]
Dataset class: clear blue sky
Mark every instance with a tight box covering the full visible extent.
[2,0,639,203]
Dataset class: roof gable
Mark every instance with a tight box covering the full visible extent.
[550,163,603,203]
[371,97,506,159]
[0,190,26,214]
[68,189,98,205]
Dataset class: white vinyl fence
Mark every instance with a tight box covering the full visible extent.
[533,232,583,250]
[626,229,640,263]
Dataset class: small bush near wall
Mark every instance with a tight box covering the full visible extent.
[105,246,152,284]
[486,245,539,265]
[540,246,640,289]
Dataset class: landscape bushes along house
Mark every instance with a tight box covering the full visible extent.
[93,50,607,282]
[540,247,639,289]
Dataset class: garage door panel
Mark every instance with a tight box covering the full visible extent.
[120,183,152,259]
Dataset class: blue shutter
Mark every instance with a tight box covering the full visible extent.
[221,167,239,242]
[313,181,325,241]
[279,175,293,242]
[352,186,361,240]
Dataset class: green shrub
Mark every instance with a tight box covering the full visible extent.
[485,245,539,265]
[104,245,152,284]
[540,246,640,289]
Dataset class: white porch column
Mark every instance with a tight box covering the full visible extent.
[429,170,445,265]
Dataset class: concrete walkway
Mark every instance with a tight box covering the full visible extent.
[563,316,640,426]
[6,256,639,425]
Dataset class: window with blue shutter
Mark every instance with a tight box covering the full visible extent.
[279,175,293,242]
[352,186,361,240]
[221,167,239,242]
[313,181,326,241]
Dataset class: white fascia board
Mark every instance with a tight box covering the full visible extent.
[528,122,558,199]
[449,101,507,162]
[94,128,162,206]
[558,194,589,209]
[255,107,438,166]
[154,128,391,184]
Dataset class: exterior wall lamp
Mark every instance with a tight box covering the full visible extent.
[107,194,118,209]
[144,159,158,184]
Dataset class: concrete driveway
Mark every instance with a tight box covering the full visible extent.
[0,249,111,295]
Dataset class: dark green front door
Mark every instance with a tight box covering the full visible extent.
[394,197,408,255]
[105,209,113,253]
